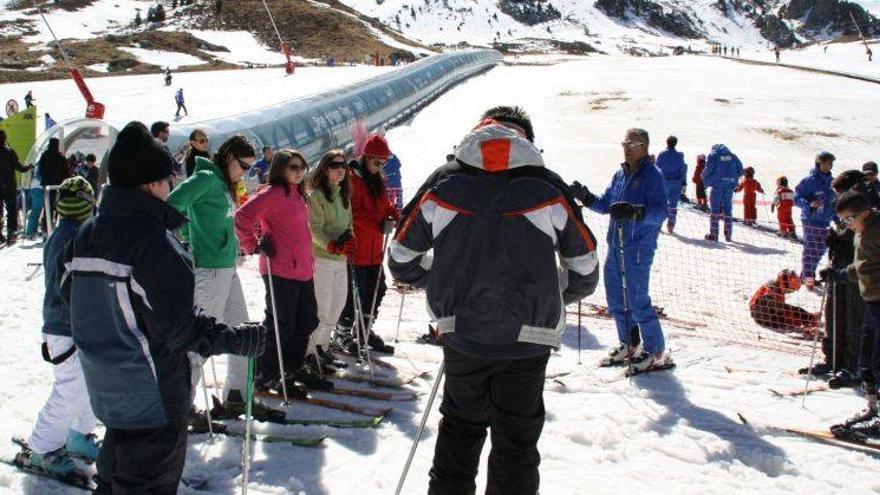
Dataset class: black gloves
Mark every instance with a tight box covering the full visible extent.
[337,229,353,245]
[570,181,596,207]
[382,218,396,235]
[818,267,847,283]
[258,236,275,258]
[609,202,645,221]
[229,322,267,357]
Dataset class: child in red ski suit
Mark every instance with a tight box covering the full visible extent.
[771,176,796,239]
[735,166,763,225]
[692,154,708,210]
[749,269,818,331]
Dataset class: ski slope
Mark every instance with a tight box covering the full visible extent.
[1,55,880,493]
[739,40,880,81]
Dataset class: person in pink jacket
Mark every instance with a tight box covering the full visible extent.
[235,149,330,393]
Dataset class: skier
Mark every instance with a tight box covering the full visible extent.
[383,153,403,210]
[775,48,781,63]
[868,47,873,62]
[235,149,328,391]
[81,154,99,195]
[861,161,880,208]
[340,134,399,355]
[692,153,708,211]
[164,68,172,86]
[749,269,817,331]
[571,128,672,372]
[391,109,599,495]
[183,129,209,177]
[655,135,687,233]
[824,191,880,437]
[734,166,764,226]
[771,176,796,238]
[305,150,355,374]
[175,88,188,117]
[37,137,69,227]
[701,144,744,241]
[795,151,836,290]
[251,145,273,186]
[24,90,35,109]
[0,130,31,244]
[17,177,98,481]
[63,121,266,493]
[168,135,281,419]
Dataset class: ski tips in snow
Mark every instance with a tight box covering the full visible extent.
[7,438,96,491]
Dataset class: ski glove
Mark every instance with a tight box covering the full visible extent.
[818,267,847,283]
[570,181,596,207]
[609,202,645,221]
[382,218,396,234]
[229,322,267,357]
[327,238,356,257]
[336,229,353,245]
[257,236,275,258]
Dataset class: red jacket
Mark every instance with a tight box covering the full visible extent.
[351,165,398,266]
[749,281,785,308]
[773,186,794,217]
[734,177,764,198]
[692,160,705,184]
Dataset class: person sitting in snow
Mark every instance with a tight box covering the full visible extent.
[749,269,817,331]
[734,166,764,226]
[17,177,98,482]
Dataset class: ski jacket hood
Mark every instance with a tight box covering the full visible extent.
[454,122,544,172]
[701,144,744,191]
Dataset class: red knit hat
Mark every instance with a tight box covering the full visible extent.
[363,135,391,160]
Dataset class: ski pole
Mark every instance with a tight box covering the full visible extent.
[394,287,406,343]
[266,255,289,404]
[802,284,829,408]
[759,191,772,225]
[209,357,220,390]
[395,360,445,495]
[350,264,376,382]
[199,362,214,436]
[241,357,256,495]
[617,222,634,380]
[832,280,838,372]
[367,232,391,331]
[577,300,582,366]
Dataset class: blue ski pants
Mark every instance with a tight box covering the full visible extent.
[603,245,665,354]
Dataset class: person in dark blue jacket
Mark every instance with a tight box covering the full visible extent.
[655,135,688,233]
[701,144,744,241]
[19,177,97,480]
[383,153,403,210]
[796,151,836,288]
[571,128,672,373]
[62,122,266,494]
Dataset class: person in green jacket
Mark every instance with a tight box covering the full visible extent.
[168,135,283,421]
[305,150,357,374]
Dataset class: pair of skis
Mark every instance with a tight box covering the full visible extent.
[738,414,880,454]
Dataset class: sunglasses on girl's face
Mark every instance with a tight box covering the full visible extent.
[234,157,252,171]
[288,163,307,172]
[328,161,347,170]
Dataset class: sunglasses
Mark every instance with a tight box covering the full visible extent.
[288,163,307,172]
[328,160,347,170]
[621,141,645,149]
[234,157,252,171]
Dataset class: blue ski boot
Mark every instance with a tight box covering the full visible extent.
[66,429,100,463]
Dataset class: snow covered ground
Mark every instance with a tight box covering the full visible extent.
[1,54,880,493]
[739,40,880,81]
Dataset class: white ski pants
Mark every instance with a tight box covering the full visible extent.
[28,335,97,454]
[307,257,349,356]
[189,267,249,402]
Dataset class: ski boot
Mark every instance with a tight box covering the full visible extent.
[704,233,718,241]
[599,343,639,367]
[830,393,878,436]
[724,234,732,242]
[626,350,675,377]
[65,430,99,463]
[305,353,336,376]
[24,447,85,478]
[210,392,286,422]
[294,365,335,391]
[368,332,395,355]
[416,324,442,346]
[798,361,832,377]
[188,406,227,434]
[317,345,347,369]
[829,369,859,389]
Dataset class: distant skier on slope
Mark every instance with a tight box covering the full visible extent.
[655,135,687,233]
[701,144,744,241]
[571,128,672,373]
[823,191,880,438]
[749,269,817,331]
[16,177,98,483]
[175,88,188,117]
[391,107,599,494]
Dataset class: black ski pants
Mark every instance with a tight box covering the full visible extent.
[260,275,318,380]
[0,184,17,238]
[428,346,549,495]
[339,264,386,337]
[823,279,863,372]
[95,419,188,494]
[860,301,880,393]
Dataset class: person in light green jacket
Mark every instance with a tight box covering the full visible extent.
[168,135,283,421]
[305,150,357,373]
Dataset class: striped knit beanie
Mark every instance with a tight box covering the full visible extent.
[56,176,95,222]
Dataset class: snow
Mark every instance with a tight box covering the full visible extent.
[118,47,206,70]
[85,63,110,74]
[852,0,880,17]
[739,40,880,81]
[2,54,880,493]
[0,0,151,44]
[184,30,311,66]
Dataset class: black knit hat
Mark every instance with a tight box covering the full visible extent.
[108,121,175,187]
